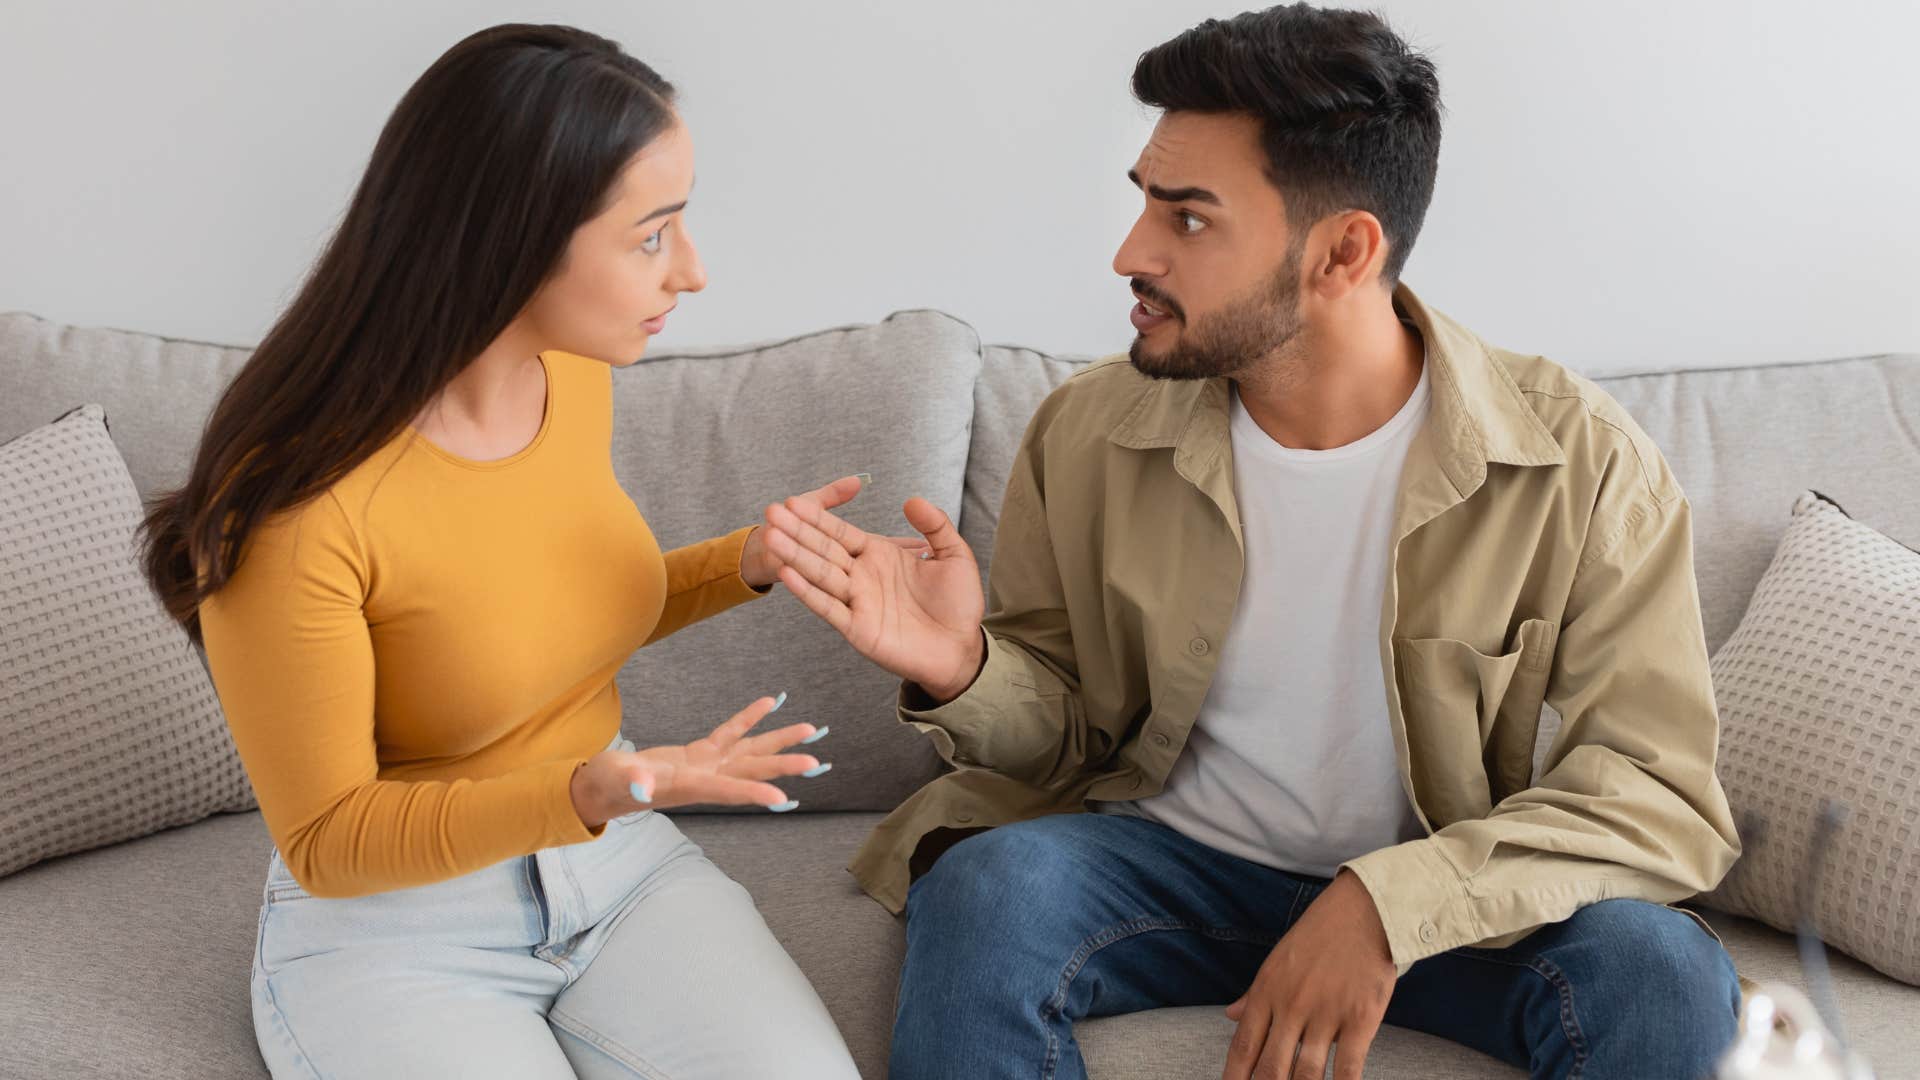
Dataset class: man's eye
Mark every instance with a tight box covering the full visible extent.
[1176,211,1206,235]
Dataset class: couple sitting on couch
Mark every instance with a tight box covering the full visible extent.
[139,6,1745,1079]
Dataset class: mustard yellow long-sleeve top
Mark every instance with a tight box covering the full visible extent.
[199,350,765,898]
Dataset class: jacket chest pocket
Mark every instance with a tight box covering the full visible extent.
[1394,617,1558,823]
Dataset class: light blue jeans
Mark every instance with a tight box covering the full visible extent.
[249,737,859,1079]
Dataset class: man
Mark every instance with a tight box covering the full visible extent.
[762,6,1742,1078]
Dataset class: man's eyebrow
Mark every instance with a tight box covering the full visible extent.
[1127,168,1221,206]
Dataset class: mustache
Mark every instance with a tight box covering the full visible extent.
[1130,279,1184,321]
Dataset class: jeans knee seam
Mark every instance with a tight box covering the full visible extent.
[1447,948,1590,1076]
[549,1006,675,1080]
[1038,917,1278,1080]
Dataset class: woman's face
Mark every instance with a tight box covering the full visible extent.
[523,117,706,366]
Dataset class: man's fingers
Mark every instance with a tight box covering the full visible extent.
[902,497,966,558]
[1289,1024,1335,1080]
[1254,1017,1301,1080]
[1330,1029,1375,1080]
[1222,999,1272,1080]
[778,566,855,636]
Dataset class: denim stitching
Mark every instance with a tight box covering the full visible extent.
[1452,947,1590,1076]
[549,1005,676,1080]
[254,899,327,1079]
[1038,917,1279,1080]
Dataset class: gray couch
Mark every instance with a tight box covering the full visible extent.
[2,308,1917,1078]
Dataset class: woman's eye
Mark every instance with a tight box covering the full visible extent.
[1176,211,1206,235]
[640,226,666,254]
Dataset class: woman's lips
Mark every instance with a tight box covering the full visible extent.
[641,306,675,335]
[1129,299,1174,333]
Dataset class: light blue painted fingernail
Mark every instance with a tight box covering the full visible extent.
[800,725,829,745]
[767,800,800,813]
[801,762,833,778]
[629,781,652,804]
[770,691,788,713]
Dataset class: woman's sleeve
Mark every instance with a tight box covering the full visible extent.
[199,491,603,898]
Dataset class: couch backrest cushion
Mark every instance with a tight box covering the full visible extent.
[0,312,250,501]
[611,311,982,810]
[1597,355,1920,653]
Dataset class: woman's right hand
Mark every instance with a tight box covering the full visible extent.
[569,694,828,827]
[761,485,988,704]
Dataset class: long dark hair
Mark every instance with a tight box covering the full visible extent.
[142,24,678,641]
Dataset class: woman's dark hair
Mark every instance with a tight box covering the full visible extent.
[142,24,677,640]
[1132,3,1442,284]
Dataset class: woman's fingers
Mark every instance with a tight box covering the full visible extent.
[761,514,855,603]
[800,474,865,512]
[702,694,784,753]
[719,753,826,782]
[779,565,855,636]
[671,772,793,809]
[765,501,856,575]
[732,719,823,758]
[783,496,870,558]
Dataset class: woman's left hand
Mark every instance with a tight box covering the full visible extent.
[740,475,871,588]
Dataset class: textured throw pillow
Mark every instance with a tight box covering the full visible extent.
[0,404,254,878]
[610,311,982,811]
[1702,491,1919,985]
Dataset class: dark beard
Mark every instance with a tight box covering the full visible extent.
[1128,243,1304,382]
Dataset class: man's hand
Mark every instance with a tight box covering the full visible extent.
[760,483,987,703]
[1223,869,1396,1080]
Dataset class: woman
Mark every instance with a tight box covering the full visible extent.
[141,23,863,1078]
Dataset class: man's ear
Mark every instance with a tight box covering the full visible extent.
[1310,210,1389,299]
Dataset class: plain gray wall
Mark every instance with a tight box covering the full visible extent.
[2,0,1914,375]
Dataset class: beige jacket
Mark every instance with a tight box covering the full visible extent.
[849,284,1740,970]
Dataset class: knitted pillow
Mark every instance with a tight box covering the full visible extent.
[0,404,253,877]
[1702,491,1919,986]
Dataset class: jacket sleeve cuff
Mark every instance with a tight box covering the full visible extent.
[1340,838,1484,973]
[896,627,1008,768]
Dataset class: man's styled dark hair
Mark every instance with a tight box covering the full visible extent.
[1132,4,1442,285]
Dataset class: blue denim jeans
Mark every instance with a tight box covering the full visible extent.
[249,737,859,1079]
[891,812,1739,1080]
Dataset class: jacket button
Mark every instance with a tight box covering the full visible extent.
[1419,922,1438,943]
[955,810,975,824]
[1151,732,1170,748]
[1188,637,1210,656]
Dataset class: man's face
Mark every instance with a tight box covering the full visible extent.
[1112,111,1306,381]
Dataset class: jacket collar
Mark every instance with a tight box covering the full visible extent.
[1108,282,1565,499]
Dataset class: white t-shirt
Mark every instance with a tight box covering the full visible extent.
[1097,352,1431,878]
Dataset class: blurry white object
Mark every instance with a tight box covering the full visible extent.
[1717,983,1874,1080]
